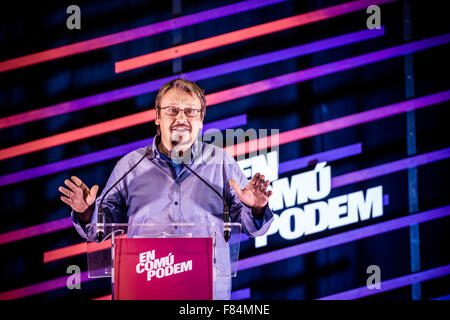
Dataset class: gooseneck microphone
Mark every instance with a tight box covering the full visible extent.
[96,147,153,242]
[181,163,232,242]
[171,135,232,242]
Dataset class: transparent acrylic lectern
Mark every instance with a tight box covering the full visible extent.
[86,222,242,300]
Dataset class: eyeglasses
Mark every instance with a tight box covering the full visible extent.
[160,106,202,118]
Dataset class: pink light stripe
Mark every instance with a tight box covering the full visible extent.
[225,89,450,157]
[332,148,450,188]
[318,264,450,300]
[0,271,92,300]
[237,205,450,271]
[0,27,385,129]
[92,294,112,300]
[0,0,287,73]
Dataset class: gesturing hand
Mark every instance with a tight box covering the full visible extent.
[229,173,272,212]
[59,176,99,214]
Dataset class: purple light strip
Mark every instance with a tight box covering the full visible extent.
[332,147,450,188]
[0,0,287,73]
[0,270,91,300]
[230,287,251,300]
[0,28,384,129]
[318,264,450,300]
[431,294,450,300]
[278,143,362,174]
[237,205,450,271]
[0,114,247,188]
[0,218,73,246]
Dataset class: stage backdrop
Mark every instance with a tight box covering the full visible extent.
[0,0,448,300]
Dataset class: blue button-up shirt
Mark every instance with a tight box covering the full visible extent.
[71,135,273,299]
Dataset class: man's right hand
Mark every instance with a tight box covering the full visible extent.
[59,176,99,223]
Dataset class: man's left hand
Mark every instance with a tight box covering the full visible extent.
[229,173,272,217]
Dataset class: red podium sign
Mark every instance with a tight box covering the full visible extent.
[114,237,213,300]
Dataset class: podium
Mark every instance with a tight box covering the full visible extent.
[86,222,242,300]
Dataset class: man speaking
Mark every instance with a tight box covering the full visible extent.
[58,78,274,299]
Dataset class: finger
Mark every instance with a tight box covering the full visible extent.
[255,175,265,190]
[71,176,89,194]
[90,185,99,198]
[64,179,79,192]
[229,179,244,197]
[58,186,73,198]
[71,176,84,187]
[261,179,271,191]
[251,173,260,185]
[265,190,273,197]
[60,196,73,205]
[257,175,266,185]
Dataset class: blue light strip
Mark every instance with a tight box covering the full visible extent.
[403,0,421,300]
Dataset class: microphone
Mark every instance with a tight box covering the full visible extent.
[96,147,153,242]
[171,137,231,242]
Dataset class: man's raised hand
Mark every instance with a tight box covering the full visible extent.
[59,176,98,214]
[229,172,272,213]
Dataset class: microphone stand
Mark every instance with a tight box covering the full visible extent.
[96,148,153,242]
[182,163,232,242]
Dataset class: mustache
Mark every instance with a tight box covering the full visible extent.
[170,122,191,131]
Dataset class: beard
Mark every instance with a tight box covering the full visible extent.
[170,121,191,146]
[169,124,192,161]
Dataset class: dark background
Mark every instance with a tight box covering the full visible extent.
[0,0,448,300]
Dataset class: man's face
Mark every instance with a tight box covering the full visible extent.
[156,89,204,154]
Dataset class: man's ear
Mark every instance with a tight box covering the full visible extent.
[155,109,160,125]
[199,113,205,129]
